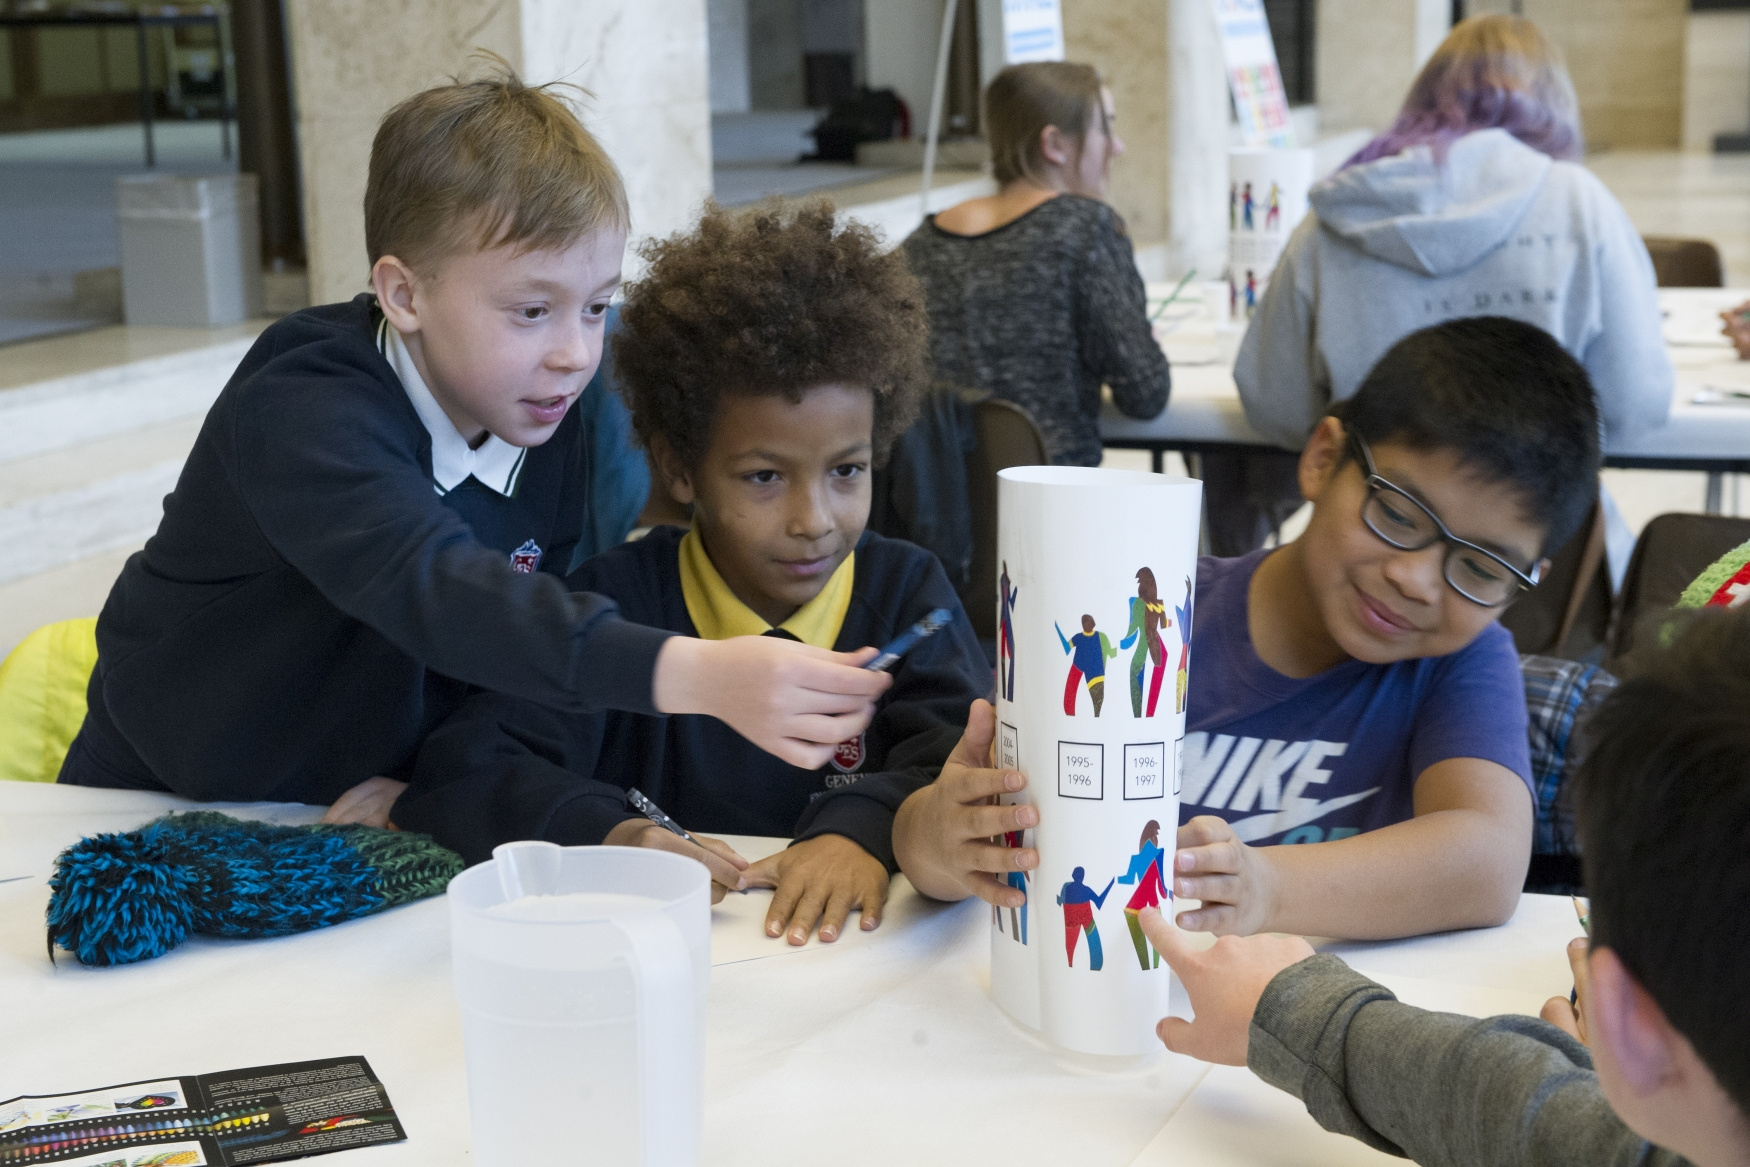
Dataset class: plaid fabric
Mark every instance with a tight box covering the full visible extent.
[1520,655,1619,857]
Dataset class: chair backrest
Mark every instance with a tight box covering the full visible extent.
[1498,499,1608,661]
[1641,235,1724,288]
[965,398,1049,643]
[0,617,98,783]
[1608,512,1750,674]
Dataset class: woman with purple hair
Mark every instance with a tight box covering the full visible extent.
[1212,16,1671,570]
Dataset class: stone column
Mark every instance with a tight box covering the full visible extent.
[1314,0,1450,135]
[1063,0,1227,279]
[287,0,713,306]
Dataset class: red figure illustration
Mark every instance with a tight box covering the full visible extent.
[1117,820,1171,969]
[993,828,1030,943]
[1120,567,1170,718]
[999,561,1019,702]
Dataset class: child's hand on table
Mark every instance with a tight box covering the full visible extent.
[651,636,891,770]
[603,818,749,905]
[321,776,409,828]
[1138,907,1315,1066]
[891,699,1039,904]
[1539,936,1592,1045]
[1173,815,1281,935]
[743,834,889,944]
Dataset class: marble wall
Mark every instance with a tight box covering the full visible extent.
[287,0,714,306]
[1683,10,1750,150]
[1314,0,1448,136]
[1465,0,1685,150]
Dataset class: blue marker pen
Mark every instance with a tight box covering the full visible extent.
[865,608,955,672]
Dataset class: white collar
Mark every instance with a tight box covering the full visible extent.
[380,321,526,497]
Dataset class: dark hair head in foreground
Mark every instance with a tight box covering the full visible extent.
[1333,316,1601,556]
[1576,607,1750,1118]
[612,199,928,469]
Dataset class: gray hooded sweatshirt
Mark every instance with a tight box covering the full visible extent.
[1234,129,1673,451]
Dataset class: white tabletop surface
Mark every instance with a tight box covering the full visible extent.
[1,782,1584,1166]
[1103,284,1750,465]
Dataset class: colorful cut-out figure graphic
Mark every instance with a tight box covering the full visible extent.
[1265,181,1281,231]
[1117,820,1171,969]
[1056,615,1116,716]
[1175,575,1194,714]
[1241,181,1255,230]
[994,828,1030,943]
[1057,866,1115,970]
[999,561,1019,702]
[1120,567,1170,718]
[1244,270,1258,315]
[1228,183,1237,231]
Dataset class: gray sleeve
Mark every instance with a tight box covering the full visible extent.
[1577,192,1674,445]
[1246,954,1688,1167]
[1233,218,1329,450]
[1076,214,1170,420]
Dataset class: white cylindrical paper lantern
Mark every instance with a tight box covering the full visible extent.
[1227,146,1314,321]
[990,466,1202,1057]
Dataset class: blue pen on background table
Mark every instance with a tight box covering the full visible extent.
[865,608,954,672]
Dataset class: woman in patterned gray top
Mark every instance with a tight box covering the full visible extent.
[901,62,1169,466]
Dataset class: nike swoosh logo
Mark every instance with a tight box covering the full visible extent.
[1226,789,1381,843]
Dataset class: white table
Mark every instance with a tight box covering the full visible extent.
[1,782,1583,1166]
[1104,285,1750,511]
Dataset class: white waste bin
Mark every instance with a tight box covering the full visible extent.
[117,173,263,327]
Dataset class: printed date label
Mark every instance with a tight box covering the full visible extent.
[1058,741,1104,800]
[1124,742,1166,800]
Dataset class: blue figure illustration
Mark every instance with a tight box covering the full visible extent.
[1057,867,1115,970]
[999,561,1019,702]
[1241,181,1255,230]
[1175,575,1194,714]
[1057,615,1116,716]
[994,828,1030,943]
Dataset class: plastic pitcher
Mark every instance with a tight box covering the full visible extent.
[448,841,710,1166]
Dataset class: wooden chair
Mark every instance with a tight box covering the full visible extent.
[965,398,1049,644]
[1641,235,1724,288]
[1606,512,1750,677]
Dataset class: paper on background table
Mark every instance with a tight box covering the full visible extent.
[991,466,1203,1056]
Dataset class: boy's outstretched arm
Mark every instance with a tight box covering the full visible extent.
[891,700,1039,904]
[652,637,890,770]
[1141,911,1681,1167]
[1175,756,1531,939]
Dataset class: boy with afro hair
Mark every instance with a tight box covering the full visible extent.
[395,201,993,945]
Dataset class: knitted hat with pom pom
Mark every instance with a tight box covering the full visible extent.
[46,811,463,967]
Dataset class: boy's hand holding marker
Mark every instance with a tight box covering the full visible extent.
[651,637,890,771]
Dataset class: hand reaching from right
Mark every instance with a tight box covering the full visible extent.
[651,635,891,769]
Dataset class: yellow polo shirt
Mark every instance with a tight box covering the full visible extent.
[677,526,854,649]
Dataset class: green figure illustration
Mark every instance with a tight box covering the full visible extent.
[1056,615,1116,716]
[1175,575,1194,715]
[1116,820,1171,970]
[1120,567,1170,718]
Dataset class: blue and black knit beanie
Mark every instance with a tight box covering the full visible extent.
[46,810,463,967]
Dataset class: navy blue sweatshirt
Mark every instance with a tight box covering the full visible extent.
[394,527,993,868]
[64,296,671,804]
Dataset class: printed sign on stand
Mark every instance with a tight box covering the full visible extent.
[1002,0,1064,63]
[1212,0,1294,148]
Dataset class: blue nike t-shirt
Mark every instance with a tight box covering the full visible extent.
[1180,550,1531,845]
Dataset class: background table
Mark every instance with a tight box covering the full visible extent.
[1,782,1583,1166]
[1104,285,1750,512]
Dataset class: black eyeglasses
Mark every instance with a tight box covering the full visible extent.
[1347,429,1540,608]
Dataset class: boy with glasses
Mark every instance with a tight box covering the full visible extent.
[895,317,1596,942]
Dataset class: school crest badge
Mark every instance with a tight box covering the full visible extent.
[830,732,865,774]
[509,539,543,574]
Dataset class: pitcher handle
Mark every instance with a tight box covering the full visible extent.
[606,908,698,1167]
